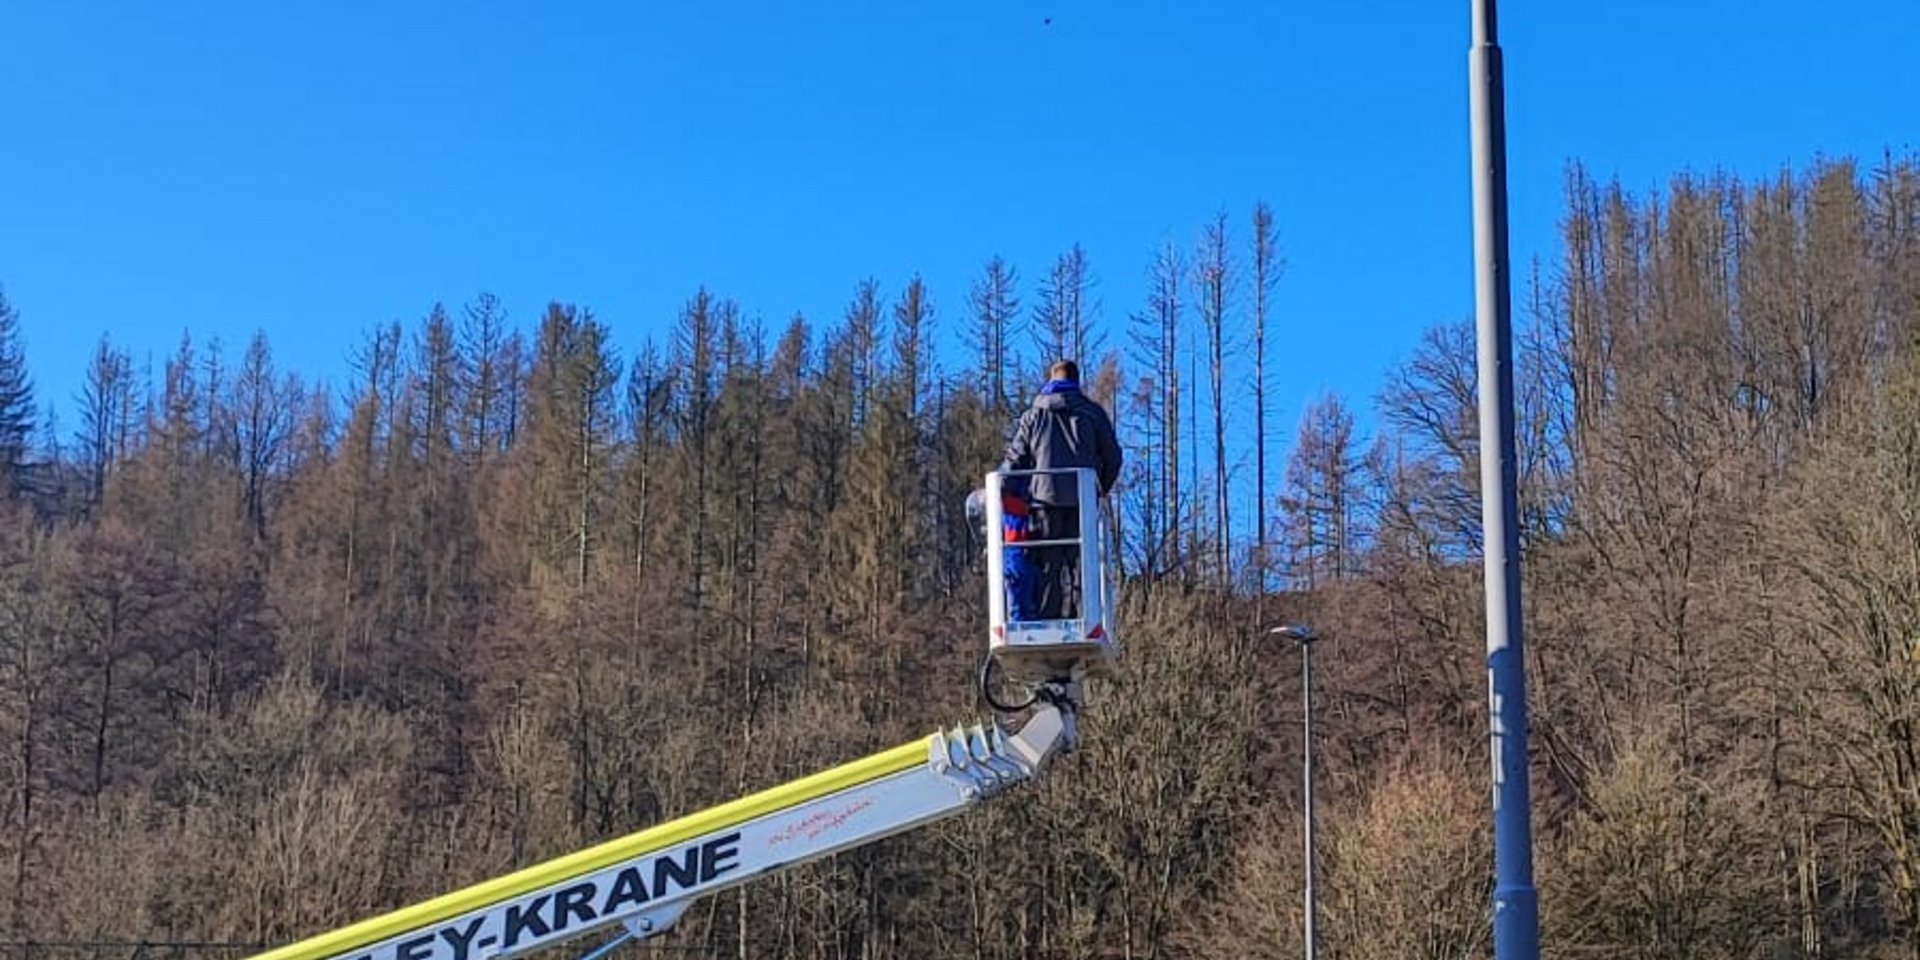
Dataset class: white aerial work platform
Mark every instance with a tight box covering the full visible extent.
[981,466,1119,687]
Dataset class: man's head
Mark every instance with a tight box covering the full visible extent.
[1048,359,1080,383]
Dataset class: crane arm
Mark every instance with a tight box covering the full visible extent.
[246,702,1074,960]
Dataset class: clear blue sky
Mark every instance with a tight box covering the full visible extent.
[4,0,1917,450]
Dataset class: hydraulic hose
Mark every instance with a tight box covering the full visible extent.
[977,653,1038,714]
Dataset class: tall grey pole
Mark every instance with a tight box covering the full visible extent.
[1271,624,1320,960]
[1468,3,1540,959]
[1301,634,1317,960]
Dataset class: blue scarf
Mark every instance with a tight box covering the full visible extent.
[1039,379,1079,396]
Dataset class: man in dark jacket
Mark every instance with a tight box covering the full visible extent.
[1002,360,1122,619]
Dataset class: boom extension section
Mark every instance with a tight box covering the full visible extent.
[247,690,1078,960]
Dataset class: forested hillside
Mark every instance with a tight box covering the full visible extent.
[3,153,1920,959]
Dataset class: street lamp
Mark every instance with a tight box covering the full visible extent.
[1270,624,1320,960]
[1469,2,1540,958]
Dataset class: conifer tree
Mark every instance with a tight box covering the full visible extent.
[0,290,37,499]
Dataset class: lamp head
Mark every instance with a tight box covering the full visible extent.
[1268,624,1319,645]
